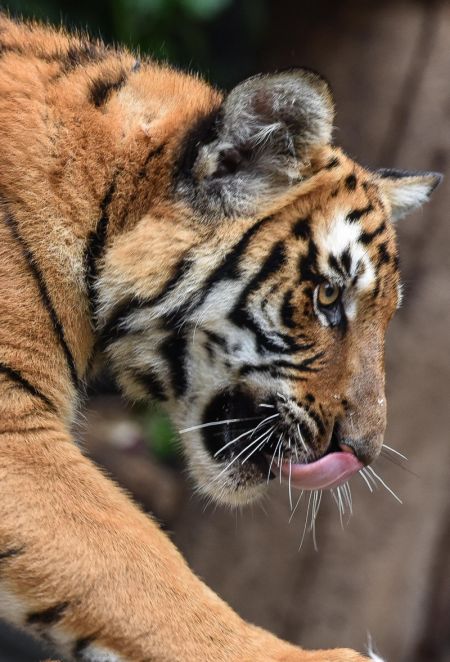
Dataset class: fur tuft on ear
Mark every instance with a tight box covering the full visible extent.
[377,168,443,221]
[177,69,334,221]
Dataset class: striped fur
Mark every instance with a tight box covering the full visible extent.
[0,14,440,662]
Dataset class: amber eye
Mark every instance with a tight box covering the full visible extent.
[317,281,340,307]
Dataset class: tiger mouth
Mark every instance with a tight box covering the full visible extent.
[201,388,363,491]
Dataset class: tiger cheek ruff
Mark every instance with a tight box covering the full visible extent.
[0,14,441,662]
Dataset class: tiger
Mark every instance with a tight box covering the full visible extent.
[0,13,441,662]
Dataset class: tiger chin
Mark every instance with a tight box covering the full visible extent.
[0,14,441,662]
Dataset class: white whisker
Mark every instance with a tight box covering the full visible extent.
[267,434,283,483]
[296,423,309,454]
[362,466,378,489]
[342,482,353,515]
[179,417,259,434]
[289,490,304,523]
[288,458,293,510]
[278,445,283,483]
[250,412,280,437]
[367,466,403,504]
[359,470,374,492]
[382,443,408,461]
[310,490,322,551]
[299,492,312,549]
[242,427,275,464]
[213,427,253,458]
[336,486,344,528]
[258,403,275,409]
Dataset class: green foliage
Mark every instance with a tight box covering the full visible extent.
[5,0,269,86]
[138,405,179,461]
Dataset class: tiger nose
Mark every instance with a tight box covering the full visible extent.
[337,434,383,465]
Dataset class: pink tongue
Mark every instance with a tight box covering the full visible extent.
[279,452,363,490]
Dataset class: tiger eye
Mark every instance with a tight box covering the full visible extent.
[317,282,340,307]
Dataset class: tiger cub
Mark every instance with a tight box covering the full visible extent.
[0,14,440,662]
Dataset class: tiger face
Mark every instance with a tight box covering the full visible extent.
[97,70,440,505]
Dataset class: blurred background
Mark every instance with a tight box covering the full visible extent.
[0,1,449,660]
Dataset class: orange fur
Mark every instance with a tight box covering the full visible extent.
[0,14,440,662]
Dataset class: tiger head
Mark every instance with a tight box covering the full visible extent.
[97,70,441,505]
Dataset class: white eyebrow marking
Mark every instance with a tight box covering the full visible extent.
[314,210,377,321]
[317,210,376,292]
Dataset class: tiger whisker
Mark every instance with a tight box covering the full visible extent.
[288,490,304,523]
[267,433,283,483]
[288,457,293,511]
[212,427,254,458]
[310,489,322,551]
[299,491,313,549]
[278,446,284,483]
[250,412,279,437]
[362,466,378,489]
[214,426,276,481]
[379,450,418,476]
[179,416,260,434]
[359,469,374,492]
[296,424,309,455]
[242,427,275,464]
[258,403,275,409]
[382,443,408,461]
[336,485,345,528]
[342,482,353,515]
[367,466,403,504]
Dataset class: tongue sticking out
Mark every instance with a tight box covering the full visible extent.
[278,451,363,490]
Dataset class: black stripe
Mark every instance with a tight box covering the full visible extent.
[377,242,391,268]
[90,70,127,107]
[61,42,106,73]
[240,352,324,377]
[239,365,308,381]
[298,238,319,284]
[74,634,97,658]
[347,204,373,223]
[359,220,386,245]
[27,601,69,626]
[98,255,192,348]
[0,547,23,563]
[229,241,287,352]
[280,289,295,329]
[202,329,227,351]
[194,217,269,311]
[292,217,310,240]
[307,408,326,436]
[345,174,357,190]
[328,254,346,279]
[160,328,189,397]
[174,108,221,183]
[85,178,117,316]
[4,210,79,389]
[325,156,340,169]
[133,368,167,401]
[340,249,352,275]
[0,362,55,411]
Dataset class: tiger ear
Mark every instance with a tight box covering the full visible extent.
[181,69,334,220]
[377,168,443,221]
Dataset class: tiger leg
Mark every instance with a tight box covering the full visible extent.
[0,419,369,661]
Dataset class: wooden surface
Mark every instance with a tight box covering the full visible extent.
[2,1,448,660]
